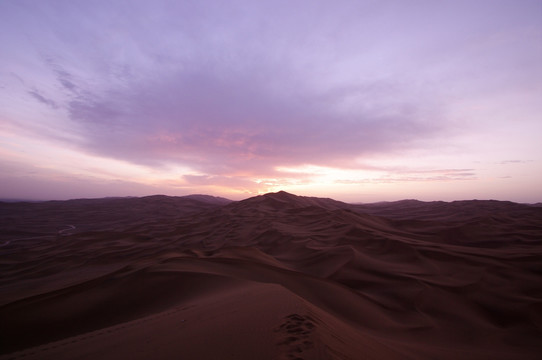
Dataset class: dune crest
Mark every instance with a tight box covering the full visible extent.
[1,192,541,359]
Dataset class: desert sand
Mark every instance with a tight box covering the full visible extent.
[0,191,541,359]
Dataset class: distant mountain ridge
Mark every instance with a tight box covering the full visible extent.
[2,191,541,244]
[2,190,539,207]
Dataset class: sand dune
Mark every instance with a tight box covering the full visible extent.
[1,191,541,359]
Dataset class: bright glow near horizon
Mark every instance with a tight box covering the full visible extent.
[1,0,541,203]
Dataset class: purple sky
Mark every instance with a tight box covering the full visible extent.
[1,0,541,202]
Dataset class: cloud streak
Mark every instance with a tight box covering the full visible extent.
[27,89,58,109]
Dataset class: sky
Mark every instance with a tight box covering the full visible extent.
[1,0,541,203]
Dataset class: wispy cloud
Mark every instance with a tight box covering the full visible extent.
[334,168,477,185]
[27,89,58,109]
[498,160,532,165]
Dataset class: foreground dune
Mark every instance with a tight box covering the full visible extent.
[1,191,541,359]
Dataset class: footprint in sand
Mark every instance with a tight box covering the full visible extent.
[274,313,317,360]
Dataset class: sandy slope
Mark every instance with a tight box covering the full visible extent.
[1,191,541,359]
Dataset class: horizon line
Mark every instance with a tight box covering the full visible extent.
[1,191,540,205]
